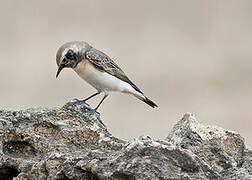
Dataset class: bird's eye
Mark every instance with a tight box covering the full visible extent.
[66,49,75,60]
[62,58,67,63]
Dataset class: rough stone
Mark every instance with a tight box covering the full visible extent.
[166,112,252,179]
[0,101,250,179]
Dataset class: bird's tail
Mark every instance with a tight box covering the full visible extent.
[133,91,158,108]
[143,97,158,108]
[124,82,158,108]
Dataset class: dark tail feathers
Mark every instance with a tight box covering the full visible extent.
[144,97,158,108]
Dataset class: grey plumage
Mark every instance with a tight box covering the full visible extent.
[85,48,143,94]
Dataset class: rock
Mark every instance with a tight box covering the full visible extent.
[222,168,252,180]
[0,101,251,179]
[166,112,252,179]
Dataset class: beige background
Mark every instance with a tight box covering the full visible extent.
[1,1,251,148]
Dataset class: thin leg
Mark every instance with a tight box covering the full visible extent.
[94,94,108,111]
[82,92,100,102]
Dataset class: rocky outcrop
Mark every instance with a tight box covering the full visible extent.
[0,99,251,179]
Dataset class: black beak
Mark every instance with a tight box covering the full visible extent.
[56,63,65,78]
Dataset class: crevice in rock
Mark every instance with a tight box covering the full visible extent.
[56,168,99,180]
[0,166,20,180]
[84,170,99,180]
[112,171,136,180]
[55,173,71,180]
[3,140,38,158]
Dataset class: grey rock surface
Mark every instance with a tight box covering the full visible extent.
[0,101,251,180]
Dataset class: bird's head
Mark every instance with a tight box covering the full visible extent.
[56,41,90,78]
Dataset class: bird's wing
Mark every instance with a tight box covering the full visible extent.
[85,47,143,93]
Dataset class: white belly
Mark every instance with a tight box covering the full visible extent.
[74,60,130,93]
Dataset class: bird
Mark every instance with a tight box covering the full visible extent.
[56,41,157,113]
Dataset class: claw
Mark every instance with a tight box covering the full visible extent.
[89,108,100,115]
[85,108,105,126]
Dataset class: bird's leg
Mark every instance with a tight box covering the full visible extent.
[87,93,108,114]
[80,92,100,104]
[94,93,108,112]
[85,93,108,126]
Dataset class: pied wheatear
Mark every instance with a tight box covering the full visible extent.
[56,41,157,113]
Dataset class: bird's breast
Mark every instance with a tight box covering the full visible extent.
[74,60,123,92]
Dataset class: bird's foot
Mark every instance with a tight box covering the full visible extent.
[85,108,105,127]
[89,108,100,116]
[72,98,90,107]
[82,106,100,116]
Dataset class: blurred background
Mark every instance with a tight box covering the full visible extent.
[1,0,251,148]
